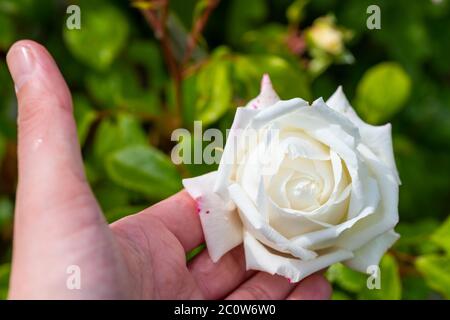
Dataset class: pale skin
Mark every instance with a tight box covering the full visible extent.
[5,40,331,299]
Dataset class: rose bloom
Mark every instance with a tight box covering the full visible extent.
[183,74,400,282]
[307,18,344,55]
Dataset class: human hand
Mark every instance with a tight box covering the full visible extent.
[6,40,331,299]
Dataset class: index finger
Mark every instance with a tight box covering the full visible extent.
[137,190,204,252]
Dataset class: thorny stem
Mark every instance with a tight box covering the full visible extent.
[138,0,182,126]
[182,0,220,67]
[133,0,218,132]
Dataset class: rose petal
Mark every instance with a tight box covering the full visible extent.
[279,131,330,161]
[183,171,243,262]
[228,183,317,260]
[265,168,293,208]
[246,74,280,109]
[343,230,400,273]
[264,152,352,238]
[243,231,354,283]
[267,199,332,236]
[250,98,309,130]
[279,102,380,222]
[336,144,399,251]
[291,176,379,250]
[213,107,259,200]
[277,101,368,218]
[326,86,400,184]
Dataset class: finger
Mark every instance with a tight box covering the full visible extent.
[7,40,108,297]
[188,245,255,299]
[226,272,295,300]
[137,190,204,252]
[7,40,104,242]
[287,273,332,300]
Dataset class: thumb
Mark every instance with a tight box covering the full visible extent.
[7,39,102,223]
[7,40,108,296]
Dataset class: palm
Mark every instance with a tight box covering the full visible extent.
[111,192,240,300]
[7,40,330,300]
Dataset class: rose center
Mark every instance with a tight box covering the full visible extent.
[286,177,322,210]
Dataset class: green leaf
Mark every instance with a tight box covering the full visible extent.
[181,73,198,126]
[0,197,13,230]
[402,275,433,300]
[241,24,291,58]
[416,255,450,299]
[326,263,367,293]
[395,219,441,255]
[359,254,402,300]
[73,95,97,146]
[226,0,267,44]
[331,290,352,300]
[106,145,182,200]
[196,57,233,125]
[0,0,55,22]
[0,12,15,50]
[128,41,167,89]
[94,183,131,213]
[0,263,10,300]
[85,70,124,108]
[186,244,206,261]
[63,1,129,71]
[93,114,147,165]
[355,62,411,124]
[430,215,450,254]
[86,66,159,113]
[287,0,309,26]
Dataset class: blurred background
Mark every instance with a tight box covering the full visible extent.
[0,0,449,299]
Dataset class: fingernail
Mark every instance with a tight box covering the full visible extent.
[6,44,36,91]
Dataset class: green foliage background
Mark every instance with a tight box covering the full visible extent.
[0,0,449,300]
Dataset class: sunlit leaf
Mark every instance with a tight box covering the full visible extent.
[430,215,450,254]
[331,290,352,300]
[63,1,129,70]
[355,62,411,124]
[130,0,155,10]
[106,145,182,200]
[358,254,402,300]
[93,114,147,169]
[286,0,309,26]
[416,255,450,299]
[395,219,440,255]
[326,263,367,293]
[196,55,233,125]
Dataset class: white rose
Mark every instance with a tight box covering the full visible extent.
[183,74,400,282]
